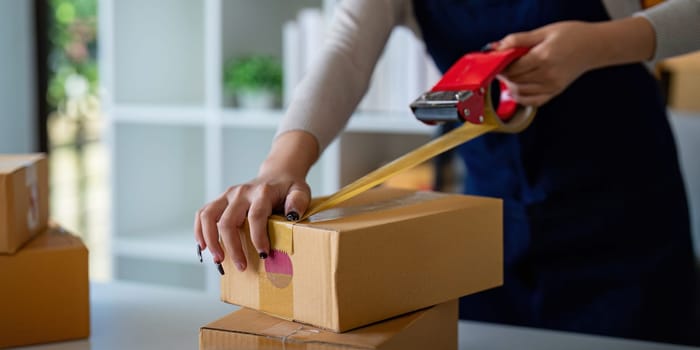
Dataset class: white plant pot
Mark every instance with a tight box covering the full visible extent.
[236,89,276,109]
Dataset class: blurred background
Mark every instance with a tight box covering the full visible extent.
[2,0,699,296]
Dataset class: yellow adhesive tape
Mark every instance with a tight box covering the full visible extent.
[267,104,536,252]
[300,115,499,220]
[267,216,294,255]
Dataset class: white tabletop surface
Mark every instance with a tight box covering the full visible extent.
[10,281,699,350]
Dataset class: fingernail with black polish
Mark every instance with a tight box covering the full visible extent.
[286,211,300,221]
[196,244,203,263]
[259,251,268,260]
[217,263,225,276]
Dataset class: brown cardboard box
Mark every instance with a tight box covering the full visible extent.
[0,224,90,348]
[222,187,502,332]
[0,154,49,254]
[658,51,700,113]
[200,299,457,350]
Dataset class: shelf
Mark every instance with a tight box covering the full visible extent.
[114,228,202,264]
[101,0,447,293]
[346,111,437,135]
[111,105,207,125]
[221,108,437,135]
[221,108,286,128]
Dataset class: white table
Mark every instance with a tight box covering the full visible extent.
[12,281,699,350]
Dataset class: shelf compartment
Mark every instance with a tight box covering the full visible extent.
[220,0,323,108]
[111,105,207,125]
[113,0,205,105]
[112,124,205,235]
[220,127,325,196]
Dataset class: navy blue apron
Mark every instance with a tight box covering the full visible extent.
[413,0,698,345]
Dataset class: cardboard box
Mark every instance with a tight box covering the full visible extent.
[0,224,90,348]
[200,299,457,350]
[657,51,700,113]
[222,187,502,332]
[0,154,49,254]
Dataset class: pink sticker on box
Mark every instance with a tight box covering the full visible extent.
[264,249,293,288]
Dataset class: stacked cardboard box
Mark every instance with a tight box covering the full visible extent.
[657,50,700,113]
[200,187,503,349]
[0,154,90,348]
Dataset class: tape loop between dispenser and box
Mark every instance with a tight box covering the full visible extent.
[258,100,535,321]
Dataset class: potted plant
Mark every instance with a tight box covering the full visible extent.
[224,55,282,109]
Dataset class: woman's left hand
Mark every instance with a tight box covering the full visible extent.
[496,21,605,107]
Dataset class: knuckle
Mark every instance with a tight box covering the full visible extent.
[257,183,274,198]
[217,216,234,231]
[507,83,520,95]
[200,207,217,222]
[229,184,248,198]
[248,206,268,221]
[238,183,252,193]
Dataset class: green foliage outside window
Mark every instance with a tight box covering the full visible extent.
[47,0,98,109]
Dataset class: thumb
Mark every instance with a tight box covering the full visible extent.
[498,30,545,50]
[284,182,311,221]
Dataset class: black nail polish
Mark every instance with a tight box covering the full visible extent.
[286,211,300,221]
[217,263,225,276]
[259,252,268,260]
[196,244,203,263]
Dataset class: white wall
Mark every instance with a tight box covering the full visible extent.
[0,0,36,153]
[669,112,700,259]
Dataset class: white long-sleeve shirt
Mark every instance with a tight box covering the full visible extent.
[277,0,700,152]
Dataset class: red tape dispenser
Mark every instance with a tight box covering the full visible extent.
[410,47,535,133]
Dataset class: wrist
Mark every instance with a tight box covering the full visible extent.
[590,16,656,69]
[258,130,319,179]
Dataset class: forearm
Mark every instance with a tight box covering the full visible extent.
[275,0,411,153]
[637,0,700,60]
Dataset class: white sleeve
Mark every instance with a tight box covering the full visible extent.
[275,0,411,153]
[635,0,700,60]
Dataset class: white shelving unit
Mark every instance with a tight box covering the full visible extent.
[99,0,437,293]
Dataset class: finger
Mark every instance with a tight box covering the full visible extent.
[498,30,546,51]
[200,197,228,263]
[247,184,277,258]
[512,93,551,107]
[217,200,248,272]
[284,182,311,221]
[194,208,206,250]
[501,53,540,79]
[501,79,547,97]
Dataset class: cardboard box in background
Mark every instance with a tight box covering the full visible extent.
[0,154,49,254]
[0,224,90,348]
[658,51,700,113]
[382,162,434,191]
[222,187,502,332]
[200,299,457,350]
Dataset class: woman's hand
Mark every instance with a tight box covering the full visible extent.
[194,130,319,273]
[497,17,655,106]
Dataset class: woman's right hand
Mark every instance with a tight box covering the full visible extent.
[194,130,319,273]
